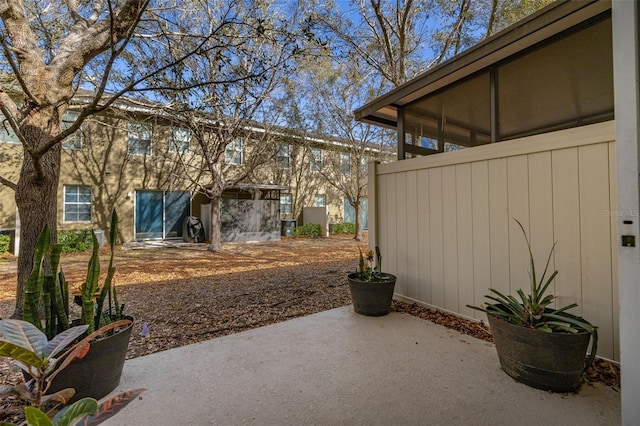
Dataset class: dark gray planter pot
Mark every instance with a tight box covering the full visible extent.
[487,313,592,392]
[347,273,396,317]
[48,317,134,402]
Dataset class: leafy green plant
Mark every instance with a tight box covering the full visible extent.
[56,230,93,253]
[23,209,123,339]
[331,222,355,234]
[294,224,321,238]
[0,319,144,425]
[354,246,392,282]
[467,219,597,360]
[0,234,10,255]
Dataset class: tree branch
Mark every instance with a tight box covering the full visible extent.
[0,174,17,191]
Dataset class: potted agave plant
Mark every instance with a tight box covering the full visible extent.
[468,219,597,393]
[21,209,134,402]
[0,318,144,425]
[347,246,397,316]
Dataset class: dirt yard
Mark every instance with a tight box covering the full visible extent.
[0,235,620,394]
[0,236,367,359]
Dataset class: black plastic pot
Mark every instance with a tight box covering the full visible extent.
[487,314,592,392]
[347,273,396,317]
[48,317,134,402]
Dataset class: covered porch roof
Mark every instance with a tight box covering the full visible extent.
[354,0,609,130]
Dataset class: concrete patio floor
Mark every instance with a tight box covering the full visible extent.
[105,306,620,426]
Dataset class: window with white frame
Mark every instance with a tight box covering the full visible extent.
[128,121,152,156]
[225,140,243,165]
[311,147,323,172]
[361,156,368,172]
[276,143,290,169]
[169,127,190,154]
[313,194,326,207]
[340,152,351,175]
[280,193,292,215]
[64,185,92,222]
[62,111,82,150]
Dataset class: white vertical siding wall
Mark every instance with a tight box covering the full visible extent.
[371,121,619,361]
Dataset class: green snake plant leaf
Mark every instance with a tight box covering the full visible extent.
[43,324,89,359]
[74,388,146,425]
[49,244,70,332]
[0,319,47,359]
[24,406,55,426]
[24,226,51,331]
[52,397,98,426]
[96,210,119,327]
[81,233,101,335]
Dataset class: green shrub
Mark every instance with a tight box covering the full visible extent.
[0,234,10,254]
[294,224,321,238]
[57,229,94,253]
[332,222,355,234]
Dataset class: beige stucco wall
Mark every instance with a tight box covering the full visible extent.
[1,111,358,243]
[370,121,620,361]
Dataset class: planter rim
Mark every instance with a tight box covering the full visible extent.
[347,272,397,283]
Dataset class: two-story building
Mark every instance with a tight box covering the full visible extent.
[0,95,390,248]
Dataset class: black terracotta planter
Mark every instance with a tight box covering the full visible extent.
[487,314,592,392]
[347,273,396,317]
[47,317,134,402]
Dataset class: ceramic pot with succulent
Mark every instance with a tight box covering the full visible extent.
[22,209,134,402]
[348,247,397,317]
[468,219,597,393]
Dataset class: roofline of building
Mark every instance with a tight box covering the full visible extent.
[354,0,611,128]
[69,89,393,155]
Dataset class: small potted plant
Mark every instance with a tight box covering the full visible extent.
[468,219,597,392]
[0,318,145,425]
[347,246,397,316]
[21,209,134,402]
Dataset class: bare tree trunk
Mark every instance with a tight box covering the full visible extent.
[353,201,363,242]
[12,116,61,318]
[207,162,224,252]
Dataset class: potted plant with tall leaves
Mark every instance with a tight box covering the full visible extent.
[21,209,134,402]
[0,318,144,425]
[468,219,597,392]
[347,247,397,316]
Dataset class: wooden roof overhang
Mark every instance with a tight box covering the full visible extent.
[354,0,611,129]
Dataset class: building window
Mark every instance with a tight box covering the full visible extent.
[64,185,92,223]
[280,193,292,215]
[311,147,323,172]
[128,121,152,156]
[169,127,190,154]
[340,152,351,175]
[62,111,82,150]
[276,143,290,169]
[313,194,326,207]
[225,140,243,165]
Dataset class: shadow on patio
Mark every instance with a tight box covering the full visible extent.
[105,306,620,426]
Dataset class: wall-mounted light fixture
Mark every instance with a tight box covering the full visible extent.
[126,192,133,199]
